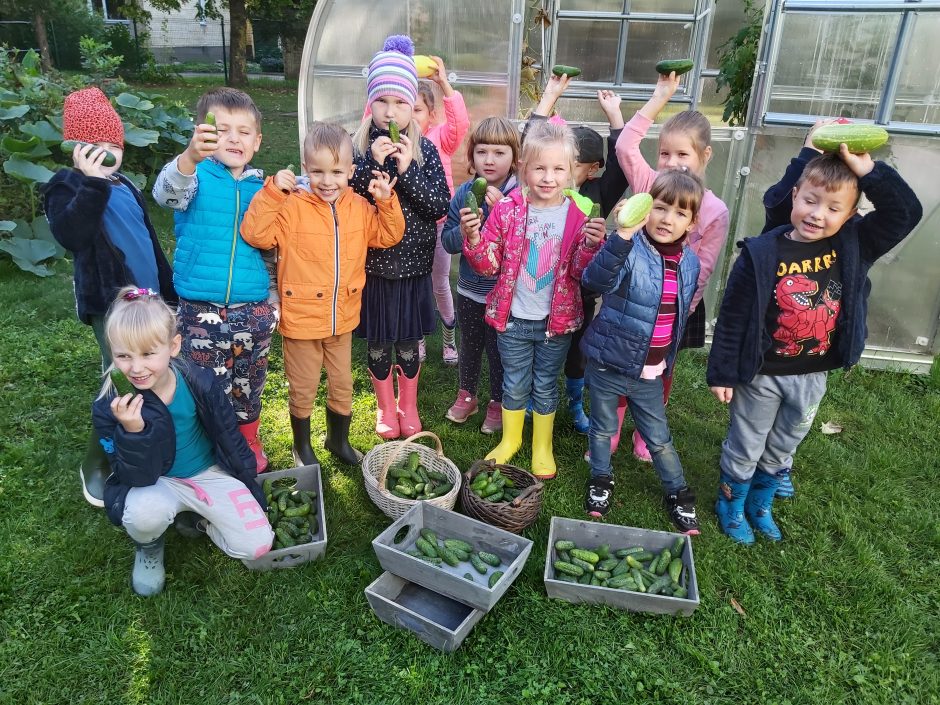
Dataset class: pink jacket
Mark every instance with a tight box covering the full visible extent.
[463,188,599,336]
[423,92,470,196]
[615,111,730,310]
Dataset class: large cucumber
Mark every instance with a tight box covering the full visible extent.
[551,64,582,78]
[655,59,694,77]
[60,140,117,167]
[109,368,135,396]
[616,193,654,229]
[471,176,488,202]
[811,123,888,154]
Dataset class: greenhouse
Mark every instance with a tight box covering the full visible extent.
[299,0,940,372]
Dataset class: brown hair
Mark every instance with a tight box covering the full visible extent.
[660,110,711,165]
[416,81,436,114]
[466,117,521,176]
[796,153,860,203]
[303,121,354,165]
[196,87,262,131]
[649,169,705,219]
[518,120,577,190]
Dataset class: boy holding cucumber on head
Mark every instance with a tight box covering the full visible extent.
[152,87,278,473]
[42,86,176,507]
[707,143,922,545]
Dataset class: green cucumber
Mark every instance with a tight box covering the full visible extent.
[630,568,646,593]
[570,549,599,565]
[469,553,488,574]
[647,573,672,595]
[589,202,601,219]
[616,192,654,229]
[593,570,612,580]
[633,550,655,563]
[554,540,577,552]
[443,538,473,553]
[578,572,593,585]
[655,59,694,77]
[477,551,501,567]
[109,368,135,396]
[388,119,400,143]
[463,572,475,581]
[205,111,216,126]
[552,64,582,78]
[393,484,414,498]
[615,546,644,558]
[654,549,672,576]
[417,555,443,566]
[426,469,448,482]
[488,571,504,588]
[60,140,117,167]
[594,544,611,560]
[668,558,683,584]
[415,537,438,558]
[597,558,619,572]
[471,176,488,202]
[556,572,578,583]
[671,535,685,556]
[606,573,635,589]
[553,560,584,577]
[452,547,470,562]
[571,557,595,574]
[673,585,689,599]
[424,481,453,499]
[407,452,420,473]
[611,558,630,577]
[440,547,461,567]
[556,549,571,563]
[465,191,480,217]
[811,123,888,154]
[625,555,645,570]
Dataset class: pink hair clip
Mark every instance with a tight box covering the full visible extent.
[122,288,157,301]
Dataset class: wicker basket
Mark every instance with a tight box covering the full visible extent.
[459,459,543,534]
[361,431,462,520]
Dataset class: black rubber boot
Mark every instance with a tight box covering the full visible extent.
[289,414,319,467]
[324,406,363,465]
[80,431,109,508]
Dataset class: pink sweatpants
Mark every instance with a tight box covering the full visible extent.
[431,221,455,326]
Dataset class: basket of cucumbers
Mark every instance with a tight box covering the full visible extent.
[362,432,462,520]
[459,459,543,534]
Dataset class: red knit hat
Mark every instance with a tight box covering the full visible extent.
[63,87,124,148]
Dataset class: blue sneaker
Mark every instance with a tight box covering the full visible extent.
[745,469,783,541]
[565,376,590,434]
[775,468,795,498]
[715,472,755,545]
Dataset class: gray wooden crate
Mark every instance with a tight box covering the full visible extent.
[543,516,699,617]
[364,572,485,652]
[242,464,327,571]
[372,502,532,612]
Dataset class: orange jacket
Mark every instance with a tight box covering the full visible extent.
[241,178,404,339]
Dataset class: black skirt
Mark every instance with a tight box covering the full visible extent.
[679,300,707,350]
[356,274,437,344]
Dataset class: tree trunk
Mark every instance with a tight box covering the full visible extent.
[33,10,53,72]
[282,32,304,81]
[227,0,249,88]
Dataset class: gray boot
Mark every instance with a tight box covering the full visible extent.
[132,535,166,597]
[80,432,109,508]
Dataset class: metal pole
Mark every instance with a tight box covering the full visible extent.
[875,9,916,125]
[221,16,228,84]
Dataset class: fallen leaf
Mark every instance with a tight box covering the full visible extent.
[730,597,746,616]
[820,420,843,435]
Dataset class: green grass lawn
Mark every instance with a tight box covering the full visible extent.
[1,80,939,705]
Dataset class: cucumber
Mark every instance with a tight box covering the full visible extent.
[647,573,672,595]
[477,551,501,567]
[594,544,611,560]
[444,538,473,553]
[590,576,602,586]
[589,202,601,219]
[488,571,504,588]
[578,572,593,585]
[388,466,412,479]
[205,111,216,126]
[811,123,888,154]
[469,553,488,574]
[415,537,438,558]
[452,548,470,562]
[471,176,488,202]
[554,540,577,552]
[556,572,577,583]
[655,59,694,77]
[282,504,310,518]
[109,368,135,396]
[616,192,654,229]
[597,558,619,572]
[571,557,595,574]
[424,482,453,499]
[630,568,646,592]
[417,555,443,566]
[440,547,461,567]
[668,558,683,584]
[60,140,117,167]
[553,561,584,578]
[633,550,655,563]
[557,549,571,563]
[673,585,688,599]
[593,570,611,580]
[463,572,475,581]
[654,549,672,576]
[606,573,635,589]
[671,535,685,556]
[611,558,630,577]
[393,484,414,498]
[388,119,400,143]
[407,452,421,473]
[552,64,582,78]
[570,549,599,565]
[615,546,644,558]
[465,191,480,218]
[625,555,644,570]
[426,469,448,482]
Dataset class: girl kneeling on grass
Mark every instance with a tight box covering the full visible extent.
[93,288,273,597]
[462,121,605,478]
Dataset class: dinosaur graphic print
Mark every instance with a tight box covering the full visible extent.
[772,275,842,356]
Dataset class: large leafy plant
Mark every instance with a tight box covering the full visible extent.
[715,0,763,126]
[0,42,193,276]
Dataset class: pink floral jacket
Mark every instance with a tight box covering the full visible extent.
[463,187,599,336]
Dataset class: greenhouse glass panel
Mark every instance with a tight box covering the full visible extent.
[622,22,693,84]
[697,76,730,124]
[705,0,748,69]
[554,19,620,83]
[767,13,899,120]
[892,13,940,125]
[562,0,624,12]
[628,0,695,14]
[311,0,409,66]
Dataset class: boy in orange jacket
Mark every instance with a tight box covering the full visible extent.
[241,122,405,466]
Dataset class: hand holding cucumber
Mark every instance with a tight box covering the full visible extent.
[459,207,481,245]
[837,143,875,178]
[582,217,607,248]
[273,168,296,193]
[180,117,220,174]
[391,133,414,173]
[367,169,397,201]
[370,136,397,166]
[110,390,144,433]
[72,142,115,179]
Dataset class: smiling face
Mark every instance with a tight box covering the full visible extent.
[111,334,181,397]
[208,106,262,176]
[656,131,710,177]
[645,197,696,245]
[520,143,571,208]
[304,143,355,204]
[370,95,415,133]
[472,143,515,187]
[789,180,858,242]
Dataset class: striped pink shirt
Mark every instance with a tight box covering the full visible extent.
[645,242,683,368]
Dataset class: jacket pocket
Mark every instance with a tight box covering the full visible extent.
[343,229,366,264]
[293,230,331,263]
[174,240,200,281]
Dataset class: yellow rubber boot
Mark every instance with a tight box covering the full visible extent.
[485,407,526,464]
[531,411,557,479]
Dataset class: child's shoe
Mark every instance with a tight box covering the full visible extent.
[715,472,755,545]
[480,401,502,434]
[395,365,422,437]
[584,475,615,518]
[445,390,478,423]
[530,411,557,479]
[632,430,653,463]
[744,469,783,541]
[441,321,458,366]
[238,419,268,473]
[369,369,400,439]
[132,535,166,597]
[79,431,109,508]
[565,376,590,435]
[485,407,525,464]
[324,406,362,465]
[775,467,795,498]
[664,486,700,535]
[289,413,319,467]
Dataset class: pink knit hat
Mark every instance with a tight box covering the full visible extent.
[366,35,419,108]
[63,87,124,148]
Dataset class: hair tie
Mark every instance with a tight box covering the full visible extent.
[122,288,157,301]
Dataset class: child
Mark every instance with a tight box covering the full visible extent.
[614,71,731,461]
[526,73,631,433]
[152,87,278,472]
[413,57,470,366]
[462,120,606,478]
[580,171,704,530]
[707,148,922,544]
[441,117,520,433]
[42,87,176,507]
[350,35,451,439]
[92,288,273,596]
[241,122,405,465]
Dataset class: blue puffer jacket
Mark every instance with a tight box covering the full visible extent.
[580,231,700,379]
[92,360,266,526]
[173,159,267,304]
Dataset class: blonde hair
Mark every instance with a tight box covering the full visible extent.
[352,115,425,168]
[304,121,354,166]
[518,120,577,191]
[660,110,712,167]
[649,169,705,219]
[97,287,178,399]
[466,117,521,177]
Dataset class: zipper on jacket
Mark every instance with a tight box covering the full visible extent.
[224,180,240,305]
[330,202,340,336]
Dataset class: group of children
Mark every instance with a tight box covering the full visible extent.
[44,33,922,595]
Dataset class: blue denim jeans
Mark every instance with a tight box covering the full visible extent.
[497,316,571,414]
[585,360,687,492]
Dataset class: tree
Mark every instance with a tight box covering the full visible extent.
[246,0,317,80]
[0,0,86,71]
